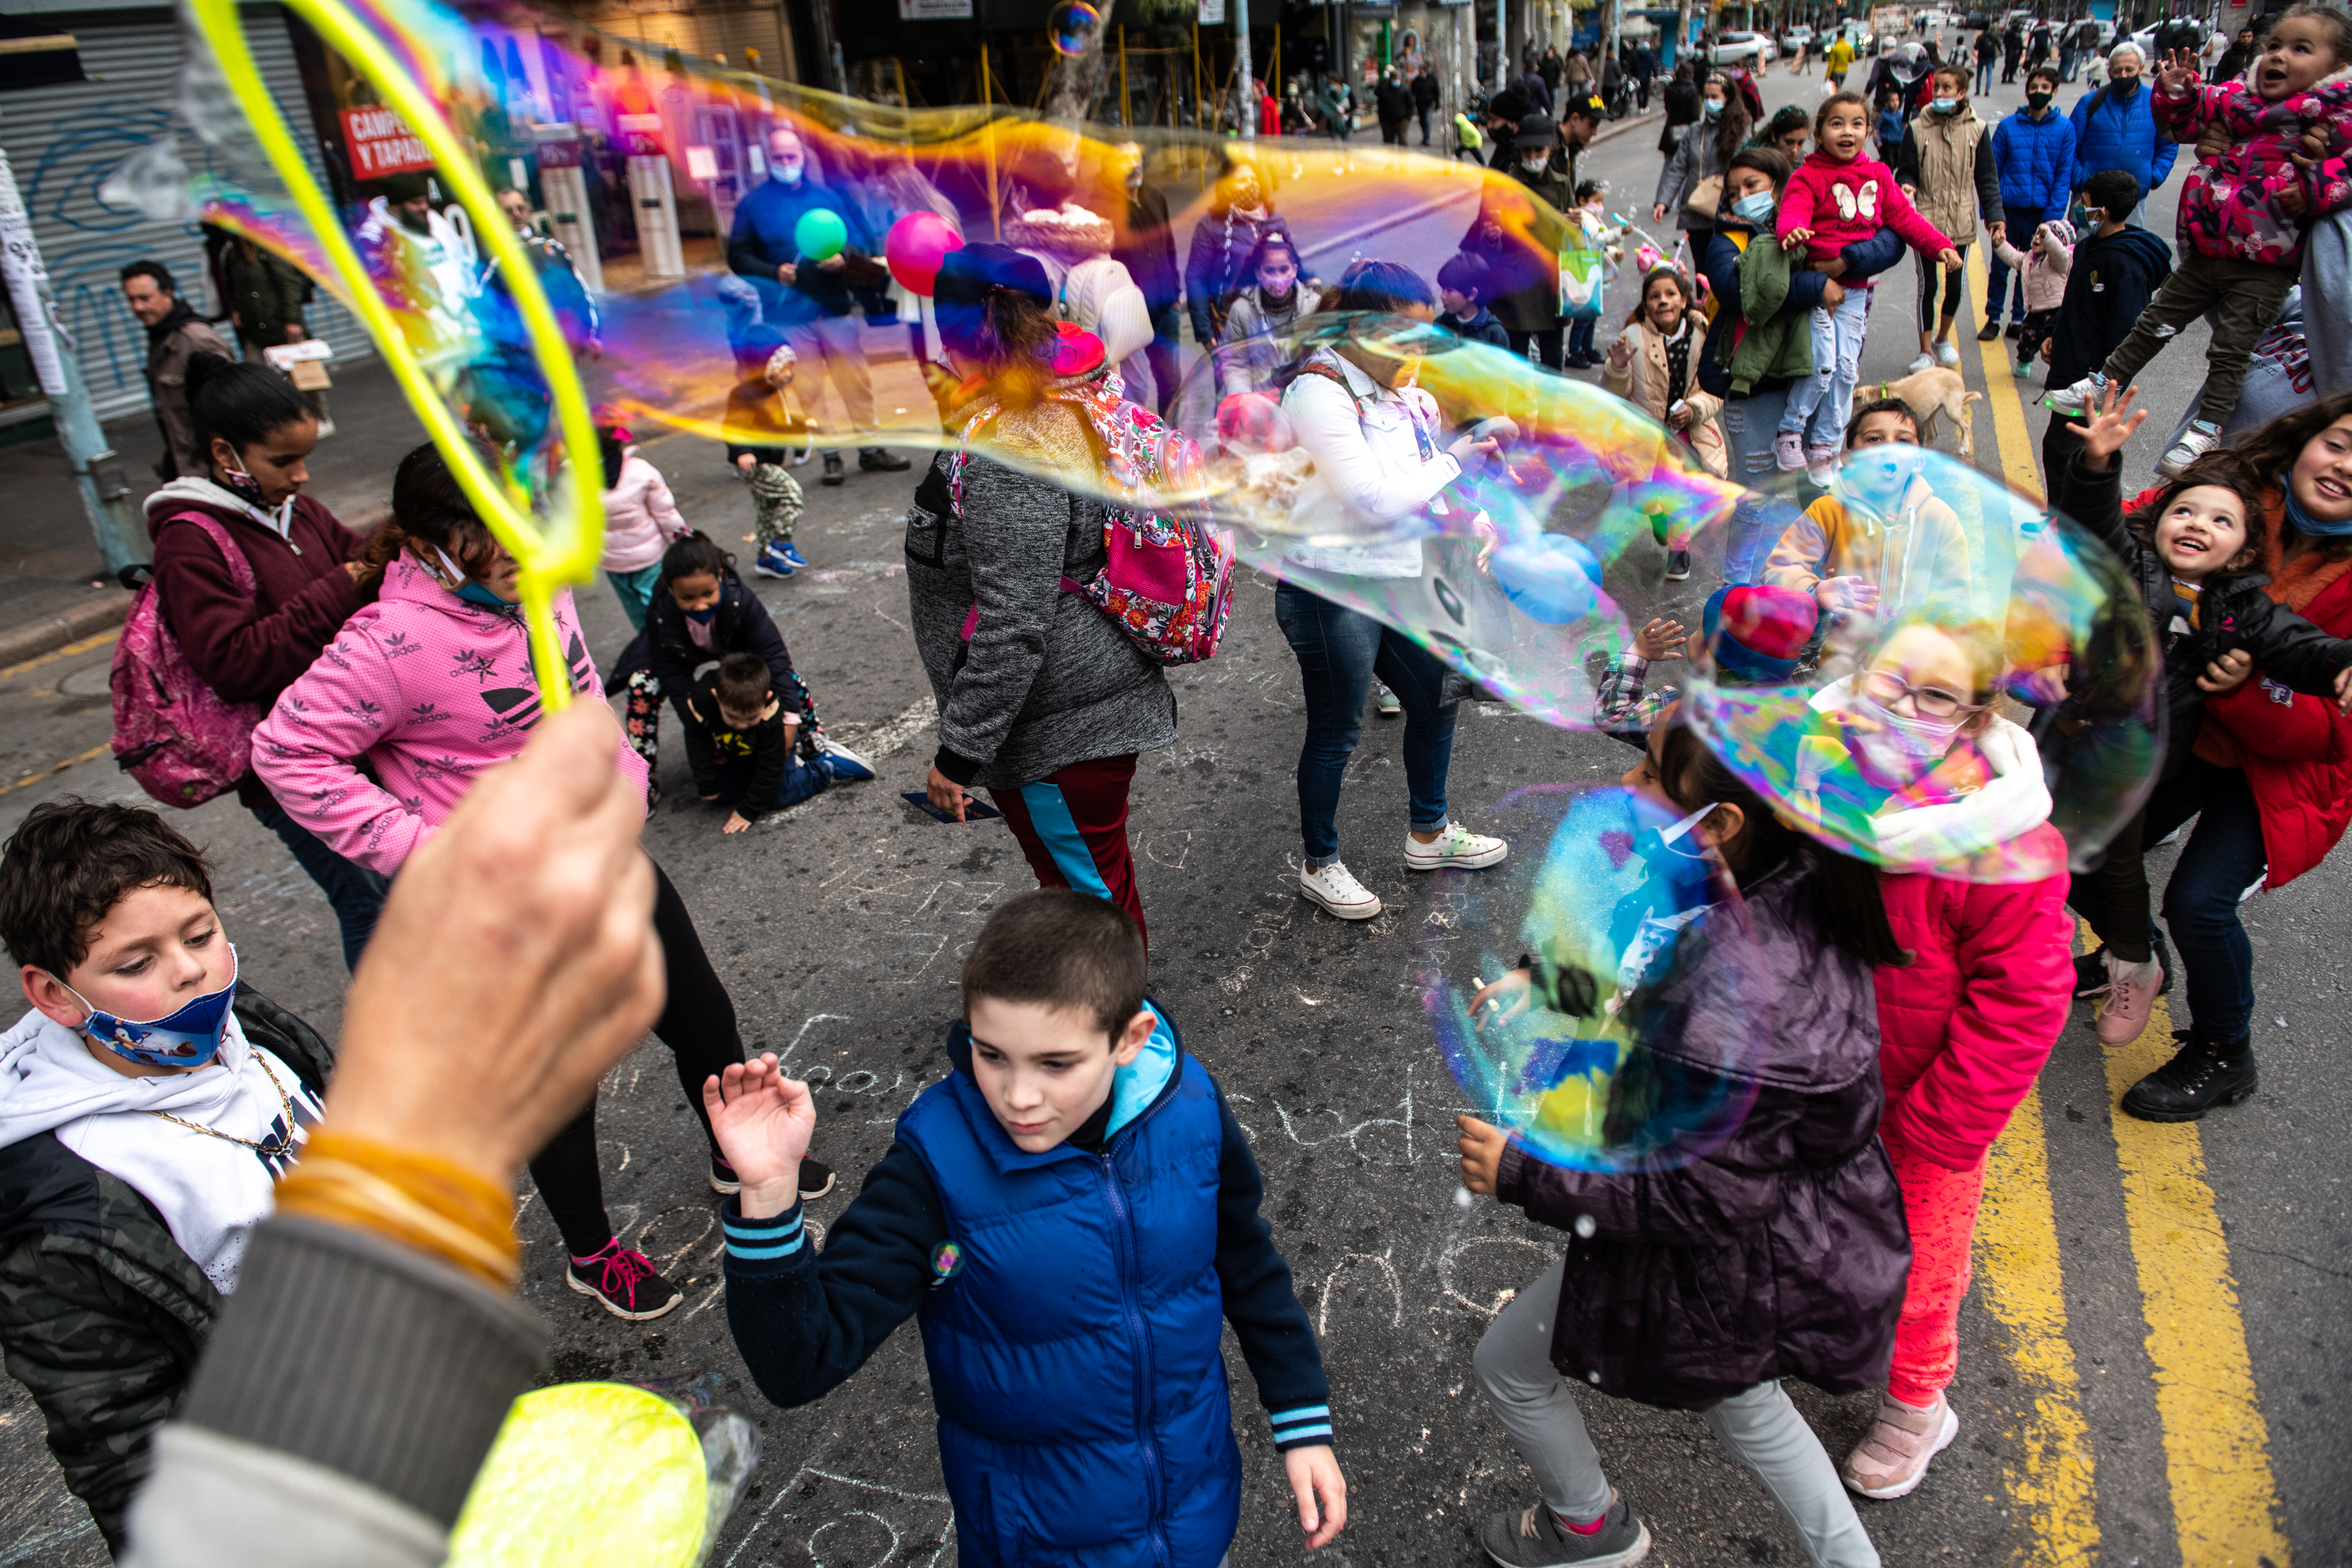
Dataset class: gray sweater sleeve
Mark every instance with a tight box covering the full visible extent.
[122,1217,546,1567]
[933,457,1087,780]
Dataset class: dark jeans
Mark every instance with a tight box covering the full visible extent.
[1273,582,1458,864]
[1984,204,2046,321]
[1976,57,1995,94]
[1145,303,1184,420]
[2066,758,2267,1042]
[1635,78,1651,108]
[1566,314,1598,361]
[1715,385,1805,584]
[1417,103,1434,143]
[531,860,747,1258]
[1508,327,1566,371]
[250,801,389,973]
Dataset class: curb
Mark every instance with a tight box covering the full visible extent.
[0,589,132,673]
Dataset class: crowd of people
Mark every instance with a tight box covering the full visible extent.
[8,9,2352,1566]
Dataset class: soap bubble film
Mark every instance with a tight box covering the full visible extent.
[1423,785,1767,1174]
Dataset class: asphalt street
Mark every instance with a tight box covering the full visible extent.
[1,60,2346,1568]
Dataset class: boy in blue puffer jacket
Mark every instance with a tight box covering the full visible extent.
[709,889,1346,1566]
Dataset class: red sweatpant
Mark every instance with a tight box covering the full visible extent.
[989,753,1147,945]
[1883,1131,1989,1406]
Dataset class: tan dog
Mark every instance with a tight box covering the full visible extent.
[1868,368,1983,460]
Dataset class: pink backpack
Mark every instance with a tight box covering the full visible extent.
[111,515,265,808]
[951,376,1233,666]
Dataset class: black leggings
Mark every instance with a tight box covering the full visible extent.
[1918,243,1969,326]
[531,858,746,1258]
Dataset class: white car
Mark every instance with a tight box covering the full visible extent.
[2129,17,2207,64]
[1709,30,1769,66]
[1777,24,1815,56]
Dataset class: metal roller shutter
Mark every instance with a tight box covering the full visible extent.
[0,5,375,425]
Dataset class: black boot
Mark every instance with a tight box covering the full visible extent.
[2120,1029,2257,1123]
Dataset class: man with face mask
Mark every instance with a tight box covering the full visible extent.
[1457,111,1577,370]
[727,127,908,487]
[2068,42,2177,224]
[1985,67,2075,339]
[354,173,478,341]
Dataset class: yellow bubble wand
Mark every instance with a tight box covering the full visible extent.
[183,0,604,708]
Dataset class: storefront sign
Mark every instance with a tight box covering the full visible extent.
[1199,0,1226,23]
[898,0,974,16]
[340,107,434,180]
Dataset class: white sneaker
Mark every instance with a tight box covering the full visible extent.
[2159,419,2224,478]
[1934,339,1961,368]
[2042,372,2105,418]
[1804,445,1839,488]
[1300,859,1382,919]
[1907,353,1936,373]
[1405,822,1508,871]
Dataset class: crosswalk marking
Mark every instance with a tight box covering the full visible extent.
[1977,1087,2101,1563]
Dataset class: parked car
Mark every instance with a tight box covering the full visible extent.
[1709,29,1770,65]
[1961,10,1994,27]
[1777,24,1816,55]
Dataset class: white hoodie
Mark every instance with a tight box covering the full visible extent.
[0,1007,321,1292]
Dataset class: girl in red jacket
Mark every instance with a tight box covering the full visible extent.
[2079,393,2352,1120]
[1825,620,2074,1501]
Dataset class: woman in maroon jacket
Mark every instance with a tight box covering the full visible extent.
[2079,394,2352,1121]
[147,353,384,967]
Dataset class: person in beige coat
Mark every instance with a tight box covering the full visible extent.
[1893,66,2005,369]
[1603,266,1729,477]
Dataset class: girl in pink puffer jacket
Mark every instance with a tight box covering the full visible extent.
[597,426,689,632]
[253,441,829,1326]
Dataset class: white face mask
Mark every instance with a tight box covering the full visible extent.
[1522,151,1552,172]
[774,156,804,184]
[1841,691,1964,788]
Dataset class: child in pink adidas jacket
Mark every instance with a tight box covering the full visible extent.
[1773,91,1963,475]
[252,441,833,1326]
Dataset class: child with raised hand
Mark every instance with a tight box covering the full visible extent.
[2049,5,2352,475]
[1459,717,1907,1568]
[707,889,1347,1566]
[595,423,690,631]
[0,801,333,1552]
[684,651,875,834]
[1602,263,1727,488]
[2058,384,2352,1047]
[1776,93,1963,485]
[722,326,811,579]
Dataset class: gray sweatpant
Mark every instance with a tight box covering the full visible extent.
[1473,1257,1882,1568]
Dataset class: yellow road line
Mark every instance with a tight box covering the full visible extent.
[0,742,110,797]
[2086,913,2292,1567]
[1978,1086,2100,1564]
[0,628,119,684]
[1964,243,2045,502]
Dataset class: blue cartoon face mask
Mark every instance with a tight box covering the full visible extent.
[63,947,239,1069]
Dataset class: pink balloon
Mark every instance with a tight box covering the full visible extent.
[885,212,964,297]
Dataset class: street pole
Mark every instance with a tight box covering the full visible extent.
[0,145,143,575]
[1235,0,1255,138]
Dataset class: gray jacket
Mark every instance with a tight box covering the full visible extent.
[904,409,1178,790]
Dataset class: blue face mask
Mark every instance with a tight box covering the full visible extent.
[1932,96,1959,114]
[1732,191,1777,223]
[63,947,239,1069]
[456,581,519,613]
[1632,797,1729,909]
[2284,472,2352,537]
[683,604,717,623]
[1702,98,1722,117]
[2068,201,2095,230]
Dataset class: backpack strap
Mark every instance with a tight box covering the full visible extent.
[162,512,261,599]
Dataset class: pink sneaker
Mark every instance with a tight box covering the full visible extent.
[1773,430,1806,472]
[2096,952,2165,1046]
[1804,445,1840,488]
[1841,1390,1958,1500]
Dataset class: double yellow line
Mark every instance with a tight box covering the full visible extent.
[1963,243,2292,1566]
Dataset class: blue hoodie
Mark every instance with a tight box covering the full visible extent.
[721,1002,1330,1567]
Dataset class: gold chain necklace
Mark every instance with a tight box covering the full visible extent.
[144,1054,302,1156]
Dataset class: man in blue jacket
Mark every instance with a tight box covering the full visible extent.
[710,889,1348,1567]
[727,126,910,487]
[1985,66,2079,339]
[2067,43,2178,224]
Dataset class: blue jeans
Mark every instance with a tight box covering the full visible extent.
[250,801,390,972]
[2067,758,2267,1041]
[1145,303,1183,419]
[708,753,833,815]
[1976,57,1995,93]
[1566,314,1597,361]
[1273,582,1458,865]
[1715,387,1808,584]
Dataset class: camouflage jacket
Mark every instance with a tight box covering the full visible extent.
[0,989,331,1552]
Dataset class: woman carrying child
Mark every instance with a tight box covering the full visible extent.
[2070,393,2352,1118]
[2049,6,2352,475]
[2057,387,2352,1061]
[1460,716,1908,1568]
[1777,93,1963,485]
[253,443,835,1320]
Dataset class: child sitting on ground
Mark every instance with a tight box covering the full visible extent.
[723,326,811,579]
[684,651,874,834]
[0,801,332,1552]
[1987,215,2076,375]
[1436,252,1512,348]
[2049,5,2352,474]
[1777,93,1963,485]
[596,423,691,631]
[707,889,1348,1566]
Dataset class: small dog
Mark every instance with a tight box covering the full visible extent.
[1871,367,1982,460]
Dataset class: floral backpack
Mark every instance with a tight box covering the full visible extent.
[949,372,1233,666]
[110,515,265,807]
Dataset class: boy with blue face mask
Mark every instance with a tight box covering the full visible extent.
[0,800,333,1552]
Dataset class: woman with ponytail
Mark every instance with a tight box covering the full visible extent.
[147,351,383,967]
[254,441,833,1320]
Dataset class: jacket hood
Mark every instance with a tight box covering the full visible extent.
[0,1006,258,1150]
[2088,223,2176,270]
[1804,682,2059,874]
[1005,203,1116,262]
[143,475,293,533]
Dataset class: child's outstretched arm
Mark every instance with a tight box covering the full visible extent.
[1457,1111,1778,1243]
[705,1058,946,1409]
[1776,172,1819,249]
[1209,1086,1345,1550]
[2232,604,2352,713]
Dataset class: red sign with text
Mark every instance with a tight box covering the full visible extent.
[341,107,434,180]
